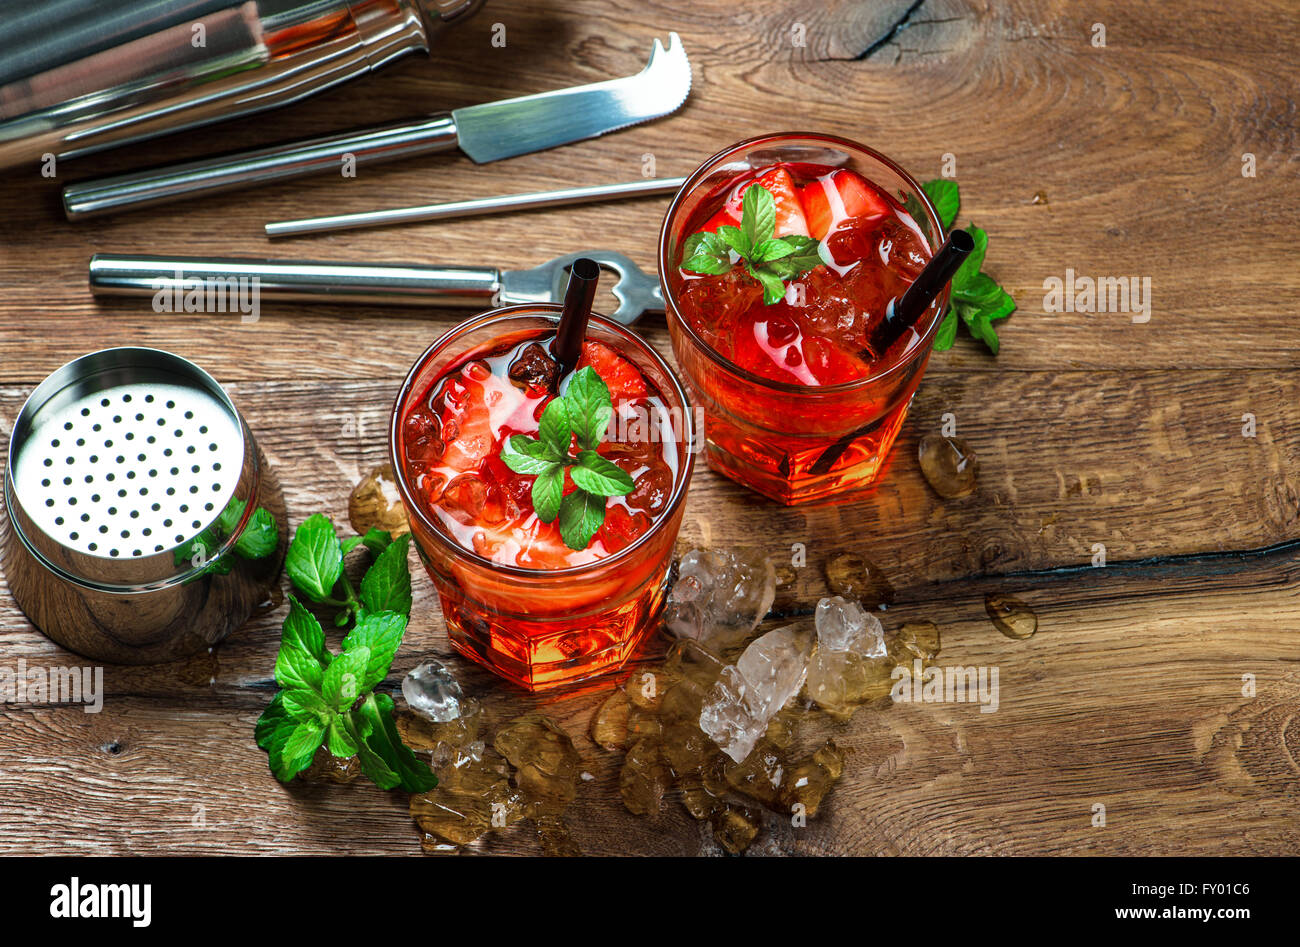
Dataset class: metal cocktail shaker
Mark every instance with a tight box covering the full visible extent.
[0,0,484,170]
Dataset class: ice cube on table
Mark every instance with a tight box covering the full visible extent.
[402,659,463,722]
[665,548,777,647]
[736,625,813,719]
[806,596,891,717]
[698,624,812,763]
[815,596,886,656]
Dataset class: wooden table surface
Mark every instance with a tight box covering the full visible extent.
[1,0,1298,856]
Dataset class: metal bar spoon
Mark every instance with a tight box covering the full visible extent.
[265,177,687,238]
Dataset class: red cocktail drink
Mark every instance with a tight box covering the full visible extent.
[660,133,949,504]
[391,307,693,691]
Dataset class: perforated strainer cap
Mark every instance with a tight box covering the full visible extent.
[5,347,259,591]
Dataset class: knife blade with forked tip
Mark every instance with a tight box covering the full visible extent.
[62,33,692,220]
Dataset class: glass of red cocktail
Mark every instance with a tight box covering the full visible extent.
[391,305,693,691]
[659,132,949,504]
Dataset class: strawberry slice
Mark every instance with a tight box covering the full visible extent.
[437,367,496,472]
[576,340,647,402]
[699,165,810,239]
[798,170,890,240]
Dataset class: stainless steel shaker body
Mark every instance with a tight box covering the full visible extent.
[0,348,287,664]
[0,0,483,170]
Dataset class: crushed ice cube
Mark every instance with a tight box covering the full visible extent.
[665,548,776,647]
[698,625,812,763]
[402,659,463,722]
[814,596,886,656]
[806,597,891,718]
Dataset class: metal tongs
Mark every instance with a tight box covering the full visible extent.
[88,252,664,325]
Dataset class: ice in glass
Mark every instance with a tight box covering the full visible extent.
[391,307,693,691]
[660,133,949,504]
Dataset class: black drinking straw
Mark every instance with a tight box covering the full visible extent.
[870,227,975,353]
[812,228,975,477]
[552,257,601,376]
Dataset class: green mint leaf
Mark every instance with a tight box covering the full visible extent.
[951,225,988,291]
[956,274,1016,326]
[748,264,788,306]
[681,229,733,275]
[698,231,730,258]
[255,693,295,752]
[681,232,707,258]
[764,236,823,280]
[716,224,750,259]
[531,464,564,522]
[327,718,358,758]
[538,399,572,458]
[953,271,1004,307]
[570,450,634,497]
[353,733,399,788]
[342,609,408,691]
[322,645,370,710]
[274,596,330,692]
[956,300,1001,355]
[355,693,438,793]
[275,637,327,695]
[741,184,776,249]
[562,366,614,452]
[272,719,326,782]
[751,237,797,262]
[932,307,959,351]
[502,437,558,475]
[343,528,392,557]
[984,294,1016,322]
[922,179,960,229]
[360,528,393,555]
[281,687,333,724]
[234,506,278,559]
[359,532,413,616]
[558,488,606,551]
[286,513,343,603]
[681,253,733,276]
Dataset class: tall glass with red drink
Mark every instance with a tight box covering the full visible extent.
[659,132,948,504]
[391,306,693,691]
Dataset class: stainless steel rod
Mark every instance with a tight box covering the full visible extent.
[265,176,689,238]
[62,116,461,220]
[88,254,502,308]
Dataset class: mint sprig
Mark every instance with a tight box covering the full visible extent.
[922,179,1017,354]
[255,516,436,794]
[499,365,633,551]
[680,184,822,305]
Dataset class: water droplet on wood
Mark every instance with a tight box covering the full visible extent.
[893,621,942,661]
[349,462,409,536]
[824,551,895,608]
[985,594,1037,639]
[918,434,979,498]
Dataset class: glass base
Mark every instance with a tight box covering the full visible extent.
[437,575,668,692]
[703,400,911,505]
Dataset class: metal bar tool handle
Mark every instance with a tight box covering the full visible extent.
[64,115,460,220]
[89,254,501,308]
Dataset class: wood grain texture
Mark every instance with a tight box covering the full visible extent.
[0,0,1298,855]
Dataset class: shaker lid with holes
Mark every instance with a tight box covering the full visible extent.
[4,347,269,592]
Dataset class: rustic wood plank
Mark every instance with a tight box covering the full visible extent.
[0,0,1297,383]
[2,535,1297,856]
